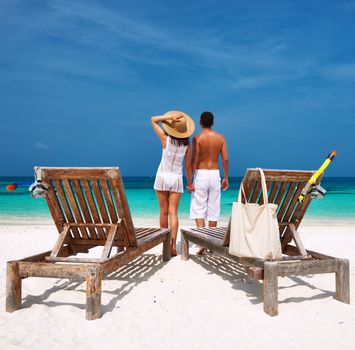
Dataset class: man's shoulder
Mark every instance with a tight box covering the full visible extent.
[193,133,203,141]
[212,130,226,141]
[194,130,226,142]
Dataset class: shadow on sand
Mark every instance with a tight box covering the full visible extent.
[189,253,335,306]
[22,254,167,316]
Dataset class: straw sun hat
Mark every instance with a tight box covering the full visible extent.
[161,111,195,139]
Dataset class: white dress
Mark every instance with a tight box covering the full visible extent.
[154,136,187,193]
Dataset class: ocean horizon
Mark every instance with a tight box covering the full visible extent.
[1,176,354,226]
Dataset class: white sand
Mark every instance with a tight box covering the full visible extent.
[0,222,354,350]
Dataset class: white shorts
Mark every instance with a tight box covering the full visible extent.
[190,170,221,221]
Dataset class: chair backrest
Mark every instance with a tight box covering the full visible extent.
[40,167,137,247]
[224,168,321,246]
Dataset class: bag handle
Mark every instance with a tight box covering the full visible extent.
[256,168,269,204]
[237,181,247,203]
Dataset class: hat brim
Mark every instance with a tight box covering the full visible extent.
[161,111,195,138]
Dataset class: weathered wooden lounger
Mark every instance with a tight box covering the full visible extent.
[181,168,350,316]
[6,167,171,320]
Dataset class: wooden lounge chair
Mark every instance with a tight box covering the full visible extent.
[6,167,171,320]
[181,168,350,316]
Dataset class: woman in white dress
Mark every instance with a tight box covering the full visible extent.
[151,111,195,256]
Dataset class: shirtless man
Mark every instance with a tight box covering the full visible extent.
[189,112,229,253]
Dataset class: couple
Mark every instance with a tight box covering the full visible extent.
[151,111,229,256]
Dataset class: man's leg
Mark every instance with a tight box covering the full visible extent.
[208,221,217,228]
[195,218,205,227]
[195,218,206,255]
[206,172,221,228]
[190,172,208,255]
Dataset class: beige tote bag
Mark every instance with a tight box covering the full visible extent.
[229,168,282,260]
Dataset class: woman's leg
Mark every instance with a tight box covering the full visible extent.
[155,191,169,228]
[168,192,182,256]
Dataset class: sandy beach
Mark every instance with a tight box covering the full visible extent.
[0,221,354,350]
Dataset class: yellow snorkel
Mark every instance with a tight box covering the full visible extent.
[298,150,336,203]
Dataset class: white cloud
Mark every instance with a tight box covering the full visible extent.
[35,142,50,150]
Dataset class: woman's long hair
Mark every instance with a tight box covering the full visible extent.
[169,134,189,146]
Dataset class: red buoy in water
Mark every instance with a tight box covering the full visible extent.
[6,183,17,191]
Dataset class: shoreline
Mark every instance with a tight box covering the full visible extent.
[1,215,355,227]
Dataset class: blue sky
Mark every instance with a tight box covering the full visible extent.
[0,0,354,176]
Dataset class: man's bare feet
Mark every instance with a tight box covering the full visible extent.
[196,247,206,255]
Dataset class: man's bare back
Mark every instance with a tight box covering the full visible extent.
[194,129,226,170]
[192,128,229,191]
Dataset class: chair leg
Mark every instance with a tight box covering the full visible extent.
[163,232,171,261]
[263,262,278,316]
[6,261,22,313]
[86,266,103,320]
[181,231,189,261]
[335,258,350,304]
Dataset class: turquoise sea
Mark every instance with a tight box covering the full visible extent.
[0,177,354,225]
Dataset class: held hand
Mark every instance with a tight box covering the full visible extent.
[186,183,195,192]
[222,178,229,191]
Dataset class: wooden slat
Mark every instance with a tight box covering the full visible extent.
[91,180,111,224]
[41,167,118,179]
[103,229,170,274]
[100,180,119,223]
[191,227,225,240]
[53,180,81,239]
[101,224,119,259]
[46,256,102,263]
[62,179,89,239]
[81,180,106,240]
[258,181,272,205]
[136,228,160,239]
[70,223,118,228]
[278,182,305,238]
[71,180,97,239]
[268,181,281,203]
[42,180,66,233]
[246,168,315,182]
[273,182,289,209]
[277,182,298,222]
[71,239,125,246]
[276,259,337,275]
[250,181,261,203]
[282,182,306,223]
[134,228,147,234]
[19,261,88,279]
[182,229,264,267]
[288,224,308,257]
[282,195,313,247]
[110,171,137,247]
[187,229,224,246]
[50,225,70,258]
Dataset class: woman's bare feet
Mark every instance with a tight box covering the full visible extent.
[171,243,177,257]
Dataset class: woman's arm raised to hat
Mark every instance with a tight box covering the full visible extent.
[151,113,183,145]
[151,115,168,146]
